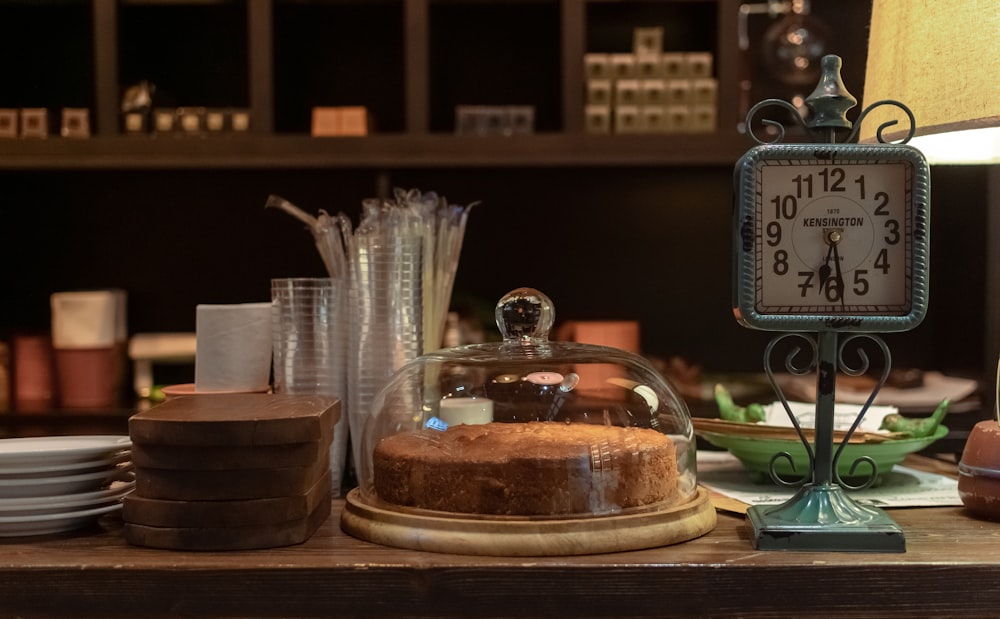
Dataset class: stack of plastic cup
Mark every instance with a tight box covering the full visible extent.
[271,277,348,496]
[347,232,424,478]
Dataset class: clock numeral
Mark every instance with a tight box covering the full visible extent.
[818,167,846,192]
[853,270,870,296]
[773,249,789,275]
[765,221,782,246]
[855,174,866,199]
[797,271,814,296]
[770,195,797,220]
[824,277,843,302]
[792,174,813,198]
[873,191,890,215]
[883,219,900,245]
[874,248,890,274]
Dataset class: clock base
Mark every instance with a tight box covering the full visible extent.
[746,483,905,552]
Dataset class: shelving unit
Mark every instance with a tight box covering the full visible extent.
[0,0,752,169]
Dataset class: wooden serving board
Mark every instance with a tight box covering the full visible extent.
[340,487,717,556]
[129,422,333,470]
[125,491,331,551]
[133,455,329,501]
[123,469,331,527]
[129,394,339,446]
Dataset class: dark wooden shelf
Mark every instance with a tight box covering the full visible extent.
[0,133,752,169]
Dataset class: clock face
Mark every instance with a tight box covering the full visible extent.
[733,144,930,332]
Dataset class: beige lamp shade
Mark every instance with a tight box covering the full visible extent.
[862,0,1000,163]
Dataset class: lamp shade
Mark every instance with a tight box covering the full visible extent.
[862,0,1000,164]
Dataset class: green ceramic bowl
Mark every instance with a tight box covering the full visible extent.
[699,425,947,484]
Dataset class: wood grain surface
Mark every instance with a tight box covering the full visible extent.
[0,456,997,618]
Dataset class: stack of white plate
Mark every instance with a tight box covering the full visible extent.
[0,435,134,537]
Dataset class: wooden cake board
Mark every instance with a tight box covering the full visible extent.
[341,487,716,556]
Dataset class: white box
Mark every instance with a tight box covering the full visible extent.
[584,53,611,80]
[685,52,714,78]
[610,54,637,79]
[636,53,664,79]
[633,27,663,55]
[640,79,667,106]
[690,104,717,133]
[641,105,669,134]
[661,53,687,79]
[585,105,612,134]
[691,78,718,105]
[615,79,641,106]
[587,79,613,105]
[665,80,692,105]
[665,105,691,133]
[614,105,642,134]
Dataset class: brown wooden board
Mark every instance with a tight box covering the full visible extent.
[133,454,329,501]
[128,395,339,447]
[123,468,331,527]
[129,421,333,470]
[124,491,331,550]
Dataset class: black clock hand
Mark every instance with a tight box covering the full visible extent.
[818,242,834,288]
[831,240,846,306]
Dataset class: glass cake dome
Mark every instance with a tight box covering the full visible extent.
[356,286,702,510]
[343,288,715,555]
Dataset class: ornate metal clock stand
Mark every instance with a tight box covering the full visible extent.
[733,55,930,552]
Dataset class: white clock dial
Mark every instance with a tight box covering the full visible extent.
[732,142,930,333]
[755,160,912,315]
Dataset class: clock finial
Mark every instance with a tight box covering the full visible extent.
[805,54,857,130]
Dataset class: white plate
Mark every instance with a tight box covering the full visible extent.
[0,452,130,478]
[0,502,123,537]
[0,436,131,467]
[0,465,134,499]
[0,482,134,517]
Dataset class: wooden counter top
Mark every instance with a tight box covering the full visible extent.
[2,459,999,619]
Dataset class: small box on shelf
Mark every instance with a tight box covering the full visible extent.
[586,79,612,105]
[641,105,668,134]
[661,53,687,79]
[691,78,718,105]
[205,109,227,133]
[230,110,250,133]
[632,27,663,55]
[0,109,17,138]
[665,80,692,106]
[153,108,176,134]
[60,108,91,138]
[690,104,717,133]
[614,105,642,134]
[665,105,691,132]
[610,54,637,80]
[585,105,611,134]
[640,79,666,106]
[636,53,663,79]
[177,107,207,135]
[20,108,48,139]
[614,79,640,106]
[584,53,611,80]
[455,106,535,136]
[312,107,369,137]
[685,52,713,79]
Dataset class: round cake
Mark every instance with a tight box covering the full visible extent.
[372,421,679,516]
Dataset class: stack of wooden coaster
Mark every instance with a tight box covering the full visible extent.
[124,393,339,551]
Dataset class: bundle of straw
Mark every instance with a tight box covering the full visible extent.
[267,189,476,474]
